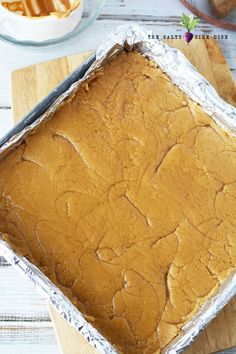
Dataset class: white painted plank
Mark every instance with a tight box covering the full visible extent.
[0,343,59,354]
[0,108,14,138]
[103,0,191,17]
[0,322,59,354]
[0,266,50,321]
[0,258,59,352]
[0,257,8,266]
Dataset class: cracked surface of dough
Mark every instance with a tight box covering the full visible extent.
[0,52,236,354]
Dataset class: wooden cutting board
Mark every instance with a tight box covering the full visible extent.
[209,0,236,18]
[11,39,236,354]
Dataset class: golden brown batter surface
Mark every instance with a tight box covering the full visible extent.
[0,52,236,354]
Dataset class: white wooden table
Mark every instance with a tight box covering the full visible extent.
[0,1,236,353]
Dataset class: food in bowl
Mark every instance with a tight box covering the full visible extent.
[1,0,81,17]
[0,0,83,42]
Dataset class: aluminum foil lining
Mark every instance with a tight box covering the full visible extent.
[0,23,236,354]
[0,239,116,353]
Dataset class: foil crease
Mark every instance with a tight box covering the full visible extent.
[0,23,236,354]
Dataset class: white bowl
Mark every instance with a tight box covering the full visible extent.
[0,0,84,42]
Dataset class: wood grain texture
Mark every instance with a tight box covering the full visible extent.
[10,41,236,354]
[12,51,92,120]
[49,306,96,354]
[187,297,236,353]
[204,39,236,105]
[166,38,236,107]
[209,0,236,18]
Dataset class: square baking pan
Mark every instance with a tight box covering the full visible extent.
[0,24,236,354]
